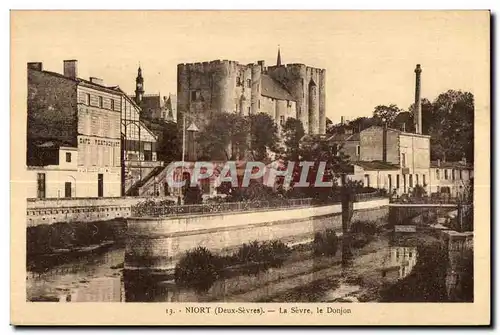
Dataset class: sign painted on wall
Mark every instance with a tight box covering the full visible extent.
[394,225,417,233]
[79,136,120,147]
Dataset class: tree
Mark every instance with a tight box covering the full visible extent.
[156,121,181,163]
[249,113,279,161]
[197,113,250,160]
[407,98,433,134]
[325,117,334,133]
[427,90,474,162]
[347,116,376,133]
[372,104,401,126]
[282,117,305,161]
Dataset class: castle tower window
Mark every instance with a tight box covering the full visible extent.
[236,77,241,87]
[85,93,90,105]
[99,96,103,108]
[110,99,114,111]
[191,90,201,101]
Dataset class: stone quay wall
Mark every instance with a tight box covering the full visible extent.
[26,196,166,227]
[125,198,389,271]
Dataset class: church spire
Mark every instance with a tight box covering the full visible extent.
[135,64,144,104]
[277,45,282,66]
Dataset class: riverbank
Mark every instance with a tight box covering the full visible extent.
[27,219,127,272]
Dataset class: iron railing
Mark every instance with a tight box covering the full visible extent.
[131,198,314,217]
[389,196,462,205]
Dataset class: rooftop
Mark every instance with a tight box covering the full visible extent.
[430,160,473,169]
[327,132,360,142]
[355,161,400,171]
[260,74,295,101]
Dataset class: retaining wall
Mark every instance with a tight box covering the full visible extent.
[26,196,166,227]
[125,198,389,271]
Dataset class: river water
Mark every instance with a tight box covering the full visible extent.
[28,231,448,303]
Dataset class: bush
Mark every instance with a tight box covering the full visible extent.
[350,220,379,236]
[313,229,339,257]
[349,220,378,249]
[174,247,222,292]
[236,240,291,268]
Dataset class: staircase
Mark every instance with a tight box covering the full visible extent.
[126,166,165,196]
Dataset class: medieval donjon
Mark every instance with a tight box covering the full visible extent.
[177,49,326,135]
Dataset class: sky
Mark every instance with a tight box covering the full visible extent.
[11,10,489,123]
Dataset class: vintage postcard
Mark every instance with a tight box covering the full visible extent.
[10,10,490,326]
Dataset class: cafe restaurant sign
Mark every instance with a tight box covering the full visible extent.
[79,136,120,147]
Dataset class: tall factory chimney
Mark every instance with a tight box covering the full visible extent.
[414,64,422,134]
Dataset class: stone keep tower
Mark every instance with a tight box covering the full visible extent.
[176,49,326,135]
[177,60,263,129]
[266,50,326,134]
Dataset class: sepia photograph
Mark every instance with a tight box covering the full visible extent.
[10,9,490,325]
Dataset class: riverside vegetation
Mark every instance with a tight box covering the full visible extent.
[174,220,381,293]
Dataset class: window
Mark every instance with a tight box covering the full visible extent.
[423,174,426,186]
[444,169,449,180]
[280,115,285,126]
[99,96,103,108]
[37,173,46,199]
[97,174,104,197]
[248,106,251,115]
[388,174,392,191]
[66,152,72,163]
[436,169,440,180]
[247,79,251,88]
[364,174,370,188]
[190,90,201,101]
[258,100,261,109]
[236,77,241,86]
[452,169,455,180]
[396,174,400,189]
[65,182,72,198]
[110,99,115,110]
[409,174,413,188]
[401,153,406,167]
[85,93,90,105]
[356,145,360,156]
[415,174,419,185]
[459,169,463,180]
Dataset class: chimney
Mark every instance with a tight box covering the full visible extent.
[414,64,422,134]
[341,116,345,125]
[27,62,43,71]
[89,77,103,85]
[382,121,388,162]
[63,60,78,79]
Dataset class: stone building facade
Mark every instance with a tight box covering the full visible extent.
[429,159,473,197]
[176,50,326,143]
[26,60,122,198]
[26,60,161,198]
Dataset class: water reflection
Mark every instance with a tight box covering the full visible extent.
[27,248,125,302]
[384,246,418,279]
[28,234,469,303]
